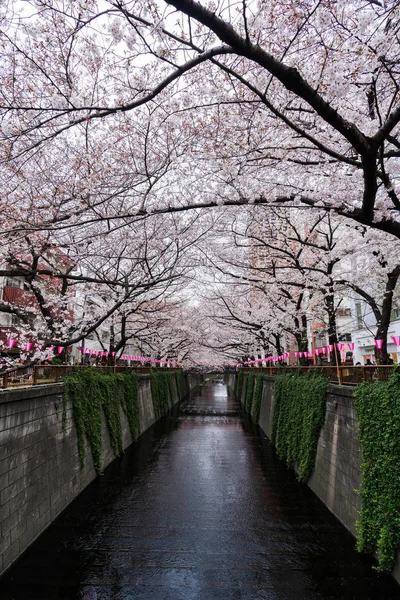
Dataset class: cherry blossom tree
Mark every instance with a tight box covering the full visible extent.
[1,0,399,237]
[204,206,400,364]
[1,0,400,368]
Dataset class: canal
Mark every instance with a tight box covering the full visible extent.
[1,381,400,599]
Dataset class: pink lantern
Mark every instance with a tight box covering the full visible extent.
[391,336,400,346]
[328,345,334,352]
[294,352,299,357]
[315,349,320,356]
[347,343,355,351]
[57,346,63,354]
[25,342,33,352]
[7,339,17,349]
[374,339,384,350]
[321,347,327,355]
[112,352,116,357]
[337,343,345,351]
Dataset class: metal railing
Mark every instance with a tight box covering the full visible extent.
[241,365,396,386]
[0,364,157,390]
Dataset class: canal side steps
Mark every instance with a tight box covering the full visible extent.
[236,370,400,585]
[0,369,187,577]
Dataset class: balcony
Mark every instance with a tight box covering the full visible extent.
[1,286,36,309]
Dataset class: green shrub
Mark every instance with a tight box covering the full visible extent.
[64,368,182,474]
[150,369,174,419]
[63,368,139,474]
[252,372,264,422]
[354,370,400,571]
[176,369,185,399]
[271,372,327,482]
[236,370,244,401]
[244,371,256,412]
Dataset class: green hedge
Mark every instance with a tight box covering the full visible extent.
[354,370,400,571]
[252,372,264,422]
[63,369,139,474]
[244,371,256,412]
[63,368,182,475]
[271,372,327,482]
[176,369,186,399]
[150,369,172,418]
[236,370,244,401]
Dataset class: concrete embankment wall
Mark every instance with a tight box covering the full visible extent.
[0,373,182,576]
[255,376,361,537]
[238,371,399,584]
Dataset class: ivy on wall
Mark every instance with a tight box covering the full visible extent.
[252,372,264,422]
[271,372,327,483]
[354,370,400,572]
[244,371,256,412]
[236,370,263,421]
[236,370,244,402]
[150,369,172,419]
[63,369,139,474]
[176,369,185,399]
[64,368,183,475]
[119,372,140,441]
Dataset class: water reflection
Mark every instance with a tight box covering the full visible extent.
[1,384,400,599]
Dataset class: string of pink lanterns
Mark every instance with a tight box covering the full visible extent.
[5,337,400,365]
[78,348,182,366]
[238,338,400,367]
[4,339,181,366]
[5,339,65,354]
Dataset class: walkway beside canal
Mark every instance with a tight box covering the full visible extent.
[1,380,400,599]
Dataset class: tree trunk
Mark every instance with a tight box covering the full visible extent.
[325,292,340,366]
[375,267,400,364]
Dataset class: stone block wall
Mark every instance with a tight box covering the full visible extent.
[308,385,361,536]
[237,371,400,583]
[0,373,181,576]
[238,373,361,537]
[239,373,362,530]
[258,376,274,437]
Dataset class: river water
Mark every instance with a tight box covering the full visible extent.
[1,381,400,599]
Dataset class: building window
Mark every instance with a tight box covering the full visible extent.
[338,333,352,342]
[11,314,21,327]
[5,277,22,289]
[336,307,351,317]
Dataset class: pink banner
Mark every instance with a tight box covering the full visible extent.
[347,343,355,351]
[392,336,400,346]
[374,339,384,349]
[328,345,334,352]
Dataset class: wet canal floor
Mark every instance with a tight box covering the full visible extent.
[1,381,400,599]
